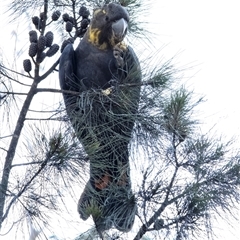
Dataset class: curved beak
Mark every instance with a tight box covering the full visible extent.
[112,18,128,42]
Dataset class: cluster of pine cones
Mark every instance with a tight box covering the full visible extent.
[23,6,90,73]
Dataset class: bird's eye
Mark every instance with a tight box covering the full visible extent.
[105,16,109,21]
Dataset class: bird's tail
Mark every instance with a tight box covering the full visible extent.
[78,177,137,233]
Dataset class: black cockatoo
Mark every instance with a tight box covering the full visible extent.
[59,3,141,233]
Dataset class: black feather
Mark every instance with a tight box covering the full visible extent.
[59,3,141,233]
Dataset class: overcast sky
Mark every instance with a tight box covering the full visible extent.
[0,0,240,239]
[151,0,240,141]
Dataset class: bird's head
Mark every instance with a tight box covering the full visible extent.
[86,3,129,49]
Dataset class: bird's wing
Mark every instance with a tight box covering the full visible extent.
[59,43,75,91]
[59,43,81,119]
[59,3,141,234]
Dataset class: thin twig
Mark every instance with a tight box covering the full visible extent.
[0,81,39,228]
[0,64,33,80]
[11,161,44,168]
[0,72,32,86]
[1,156,49,223]
[0,91,28,96]
[133,155,180,240]
[0,135,14,140]
[39,58,59,81]
[25,117,64,121]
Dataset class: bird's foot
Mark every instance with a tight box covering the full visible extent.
[113,45,124,68]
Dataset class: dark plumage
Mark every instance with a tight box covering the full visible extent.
[59,3,141,233]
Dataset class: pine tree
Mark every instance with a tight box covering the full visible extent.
[0,0,239,239]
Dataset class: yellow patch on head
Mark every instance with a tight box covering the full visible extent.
[88,27,100,44]
[88,26,108,50]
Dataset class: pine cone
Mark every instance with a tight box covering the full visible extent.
[46,44,59,57]
[77,28,86,38]
[23,59,32,72]
[65,21,73,32]
[52,10,61,21]
[68,16,75,24]
[36,52,46,63]
[79,6,90,18]
[32,17,42,30]
[38,36,46,51]
[28,43,38,57]
[45,31,54,47]
[62,13,69,22]
[61,38,74,52]
[81,18,89,29]
[32,16,40,25]
[29,30,38,43]
[61,40,70,53]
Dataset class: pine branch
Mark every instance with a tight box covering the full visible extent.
[0,63,33,81]
[0,80,39,228]
[1,156,49,224]
[0,0,52,230]
[133,157,180,240]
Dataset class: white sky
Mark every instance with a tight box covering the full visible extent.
[0,0,240,239]
[150,0,240,140]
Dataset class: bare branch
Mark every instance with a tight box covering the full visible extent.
[0,91,28,96]
[0,80,39,228]
[1,155,49,223]
[0,64,33,82]
[0,135,14,140]
[25,117,64,121]
[39,58,59,81]
[11,161,44,168]
[134,161,180,240]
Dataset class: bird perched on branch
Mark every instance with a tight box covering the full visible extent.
[59,2,141,233]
